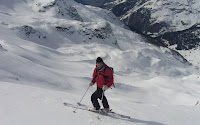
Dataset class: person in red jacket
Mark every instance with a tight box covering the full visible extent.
[89,57,113,112]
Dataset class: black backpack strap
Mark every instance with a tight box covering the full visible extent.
[103,66,107,84]
[92,68,98,83]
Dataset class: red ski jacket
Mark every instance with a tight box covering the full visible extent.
[92,63,113,88]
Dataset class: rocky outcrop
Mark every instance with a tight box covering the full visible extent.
[37,0,83,22]
[74,0,114,7]
[156,23,200,50]
[17,25,46,40]
[103,0,200,50]
[56,22,118,46]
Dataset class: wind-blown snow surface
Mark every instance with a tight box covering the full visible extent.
[0,0,200,125]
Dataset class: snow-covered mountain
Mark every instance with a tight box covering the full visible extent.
[74,0,115,7]
[107,0,199,35]
[0,0,200,125]
[79,0,200,68]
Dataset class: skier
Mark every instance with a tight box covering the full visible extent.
[89,57,113,112]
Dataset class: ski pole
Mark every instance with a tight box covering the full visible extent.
[98,90,105,119]
[73,86,90,113]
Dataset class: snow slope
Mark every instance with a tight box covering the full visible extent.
[0,0,200,125]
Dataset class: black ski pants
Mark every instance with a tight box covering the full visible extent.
[91,87,109,110]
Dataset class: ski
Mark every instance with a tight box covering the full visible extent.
[109,110,131,119]
[63,102,131,119]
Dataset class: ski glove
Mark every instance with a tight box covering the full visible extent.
[102,85,109,91]
[89,82,94,86]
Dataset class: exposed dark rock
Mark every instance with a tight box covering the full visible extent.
[74,0,114,7]
[18,25,46,39]
[156,23,200,50]
[56,22,114,40]
[105,0,200,51]
[38,0,83,22]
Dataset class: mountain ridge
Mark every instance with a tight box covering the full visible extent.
[74,0,200,67]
